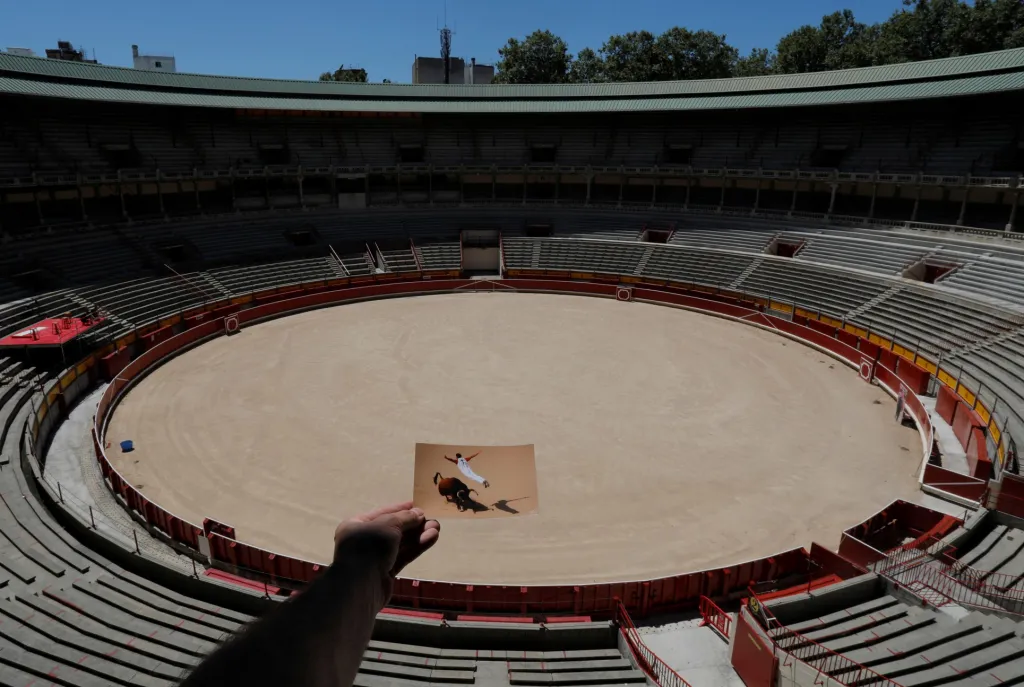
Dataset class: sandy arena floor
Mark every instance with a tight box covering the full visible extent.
[106,293,923,585]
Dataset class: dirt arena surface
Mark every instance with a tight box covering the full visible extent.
[106,293,923,585]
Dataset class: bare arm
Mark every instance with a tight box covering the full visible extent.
[181,504,439,687]
[464,452,480,461]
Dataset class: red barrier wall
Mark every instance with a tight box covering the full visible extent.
[878,348,898,373]
[922,464,987,501]
[995,474,1024,519]
[859,339,880,360]
[896,358,930,395]
[86,275,953,616]
[100,347,130,381]
[731,611,777,687]
[951,401,982,450]
[837,329,859,348]
[966,428,992,480]
[142,324,175,350]
[837,533,886,570]
[936,385,958,425]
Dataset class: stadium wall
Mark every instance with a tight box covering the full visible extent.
[25,271,985,617]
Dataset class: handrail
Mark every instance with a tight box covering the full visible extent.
[698,596,732,639]
[771,623,906,687]
[616,600,694,687]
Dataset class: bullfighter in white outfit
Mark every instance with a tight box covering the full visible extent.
[445,452,489,488]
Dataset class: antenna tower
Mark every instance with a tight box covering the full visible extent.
[439,1,453,84]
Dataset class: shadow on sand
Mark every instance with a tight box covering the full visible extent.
[491,496,530,515]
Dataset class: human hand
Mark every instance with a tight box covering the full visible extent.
[333,502,440,595]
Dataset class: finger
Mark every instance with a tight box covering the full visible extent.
[356,501,415,522]
[385,508,426,534]
[419,520,440,549]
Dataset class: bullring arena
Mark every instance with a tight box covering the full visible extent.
[104,291,922,584]
[5,42,1024,687]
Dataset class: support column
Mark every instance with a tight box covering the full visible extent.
[957,185,969,226]
[458,169,464,205]
[329,170,337,208]
[491,168,496,201]
[77,175,87,221]
[752,180,761,215]
[263,171,271,209]
[554,172,561,206]
[789,182,799,215]
[718,179,726,211]
[194,175,202,214]
[651,178,657,207]
[427,169,433,206]
[827,182,837,216]
[684,175,691,209]
[910,184,921,222]
[617,173,624,208]
[298,171,305,209]
[230,170,238,212]
[585,172,592,206]
[396,171,402,205]
[118,173,127,218]
[35,189,44,226]
[1008,191,1020,232]
[522,172,528,206]
[868,181,878,219]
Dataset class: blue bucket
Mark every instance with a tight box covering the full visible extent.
[120,440,134,453]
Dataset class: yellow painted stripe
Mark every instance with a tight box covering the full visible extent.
[770,301,794,313]
[937,369,958,388]
[957,386,977,408]
[975,402,991,425]
[916,357,937,374]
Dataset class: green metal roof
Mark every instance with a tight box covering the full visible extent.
[1,48,1023,113]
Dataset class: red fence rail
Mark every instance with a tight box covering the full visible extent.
[698,596,732,639]
[50,273,949,617]
[616,601,693,687]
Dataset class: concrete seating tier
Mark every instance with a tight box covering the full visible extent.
[764,574,1024,687]
[791,232,928,275]
[737,259,889,318]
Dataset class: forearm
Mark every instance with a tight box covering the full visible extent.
[181,557,388,687]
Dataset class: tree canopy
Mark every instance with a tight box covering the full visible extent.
[318,65,368,83]
[488,0,1024,84]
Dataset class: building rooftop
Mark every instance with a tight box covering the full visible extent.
[1,47,1023,113]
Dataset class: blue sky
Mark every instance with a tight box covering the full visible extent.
[3,0,910,82]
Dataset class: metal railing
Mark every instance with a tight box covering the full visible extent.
[698,596,732,640]
[772,625,906,687]
[616,601,694,687]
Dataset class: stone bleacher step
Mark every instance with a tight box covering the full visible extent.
[508,659,631,673]
[364,650,475,671]
[812,610,938,659]
[892,638,1024,687]
[359,661,475,684]
[869,628,1022,681]
[0,644,118,687]
[0,617,176,687]
[354,673,470,687]
[508,669,647,685]
[0,530,66,578]
[18,593,202,670]
[71,580,228,643]
[43,587,217,657]
[0,598,184,682]
[842,615,985,668]
[0,492,92,575]
[94,575,242,634]
[0,552,37,585]
[773,595,902,638]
